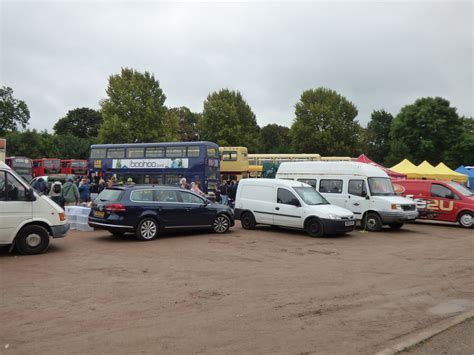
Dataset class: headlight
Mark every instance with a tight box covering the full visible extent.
[391,204,402,210]
[328,214,341,220]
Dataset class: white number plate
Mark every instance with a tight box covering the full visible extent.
[345,221,355,226]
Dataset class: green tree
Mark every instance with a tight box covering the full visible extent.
[260,124,291,153]
[444,117,474,166]
[387,97,463,165]
[365,110,393,164]
[98,68,177,143]
[54,107,102,138]
[168,106,201,141]
[290,88,361,156]
[0,86,30,135]
[199,89,260,151]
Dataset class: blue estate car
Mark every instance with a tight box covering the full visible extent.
[88,185,234,240]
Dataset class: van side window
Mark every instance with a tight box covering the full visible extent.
[319,180,343,194]
[431,184,458,199]
[5,173,27,201]
[277,188,298,205]
[0,172,6,201]
[297,179,317,188]
[348,180,366,196]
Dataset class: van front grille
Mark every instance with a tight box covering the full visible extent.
[401,204,416,211]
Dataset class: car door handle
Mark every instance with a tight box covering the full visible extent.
[275,207,280,210]
[353,203,360,206]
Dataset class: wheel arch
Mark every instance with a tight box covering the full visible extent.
[456,209,473,220]
[304,215,321,227]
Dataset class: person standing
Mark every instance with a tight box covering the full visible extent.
[98,178,106,193]
[79,178,91,203]
[191,182,206,197]
[179,177,190,189]
[49,181,65,209]
[219,180,229,205]
[62,177,80,206]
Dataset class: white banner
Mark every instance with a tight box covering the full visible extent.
[112,158,189,169]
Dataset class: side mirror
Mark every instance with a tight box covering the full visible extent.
[365,195,370,200]
[361,190,367,198]
[290,198,300,207]
[25,187,36,201]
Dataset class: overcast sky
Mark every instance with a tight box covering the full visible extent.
[1,0,472,132]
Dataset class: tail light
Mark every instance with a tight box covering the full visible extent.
[106,204,127,213]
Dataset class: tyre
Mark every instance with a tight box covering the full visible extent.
[15,225,50,255]
[241,212,256,230]
[362,212,383,232]
[212,214,231,233]
[389,222,404,230]
[458,212,473,228]
[136,218,159,241]
[305,218,324,237]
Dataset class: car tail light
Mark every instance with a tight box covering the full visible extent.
[106,204,127,213]
[59,212,66,221]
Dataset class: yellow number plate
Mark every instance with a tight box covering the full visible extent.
[94,211,105,218]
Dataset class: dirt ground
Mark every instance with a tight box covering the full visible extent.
[1,222,473,354]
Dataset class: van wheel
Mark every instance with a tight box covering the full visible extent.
[458,212,473,228]
[241,212,256,230]
[362,213,382,232]
[305,218,324,237]
[213,214,231,233]
[389,223,404,230]
[15,225,50,255]
[136,218,159,241]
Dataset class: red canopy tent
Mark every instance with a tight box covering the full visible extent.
[355,154,407,180]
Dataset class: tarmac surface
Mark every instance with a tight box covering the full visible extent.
[1,221,473,354]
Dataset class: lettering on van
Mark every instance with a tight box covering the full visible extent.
[405,195,454,212]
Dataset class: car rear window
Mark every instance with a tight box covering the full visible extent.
[96,188,124,202]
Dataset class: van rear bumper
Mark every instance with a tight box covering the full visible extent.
[321,218,356,234]
[51,223,70,238]
[379,211,419,224]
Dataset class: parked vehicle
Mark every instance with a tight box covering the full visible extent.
[88,185,234,240]
[0,162,69,254]
[32,158,61,177]
[234,178,355,237]
[61,159,88,175]
[393,180,474,228]
[276,161,418,232]
[5,156,33,181]
[30,174,77,192]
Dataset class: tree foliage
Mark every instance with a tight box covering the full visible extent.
[98,68,178,143]
[168,106,201,141]
[387,97,463,165]
[260,124,291,153]
[290,88,361,156]
[365,110,393,164]
[444,117,474,166]
[199,89,260,151]
[0,86,30,135]
[53,107,102,138]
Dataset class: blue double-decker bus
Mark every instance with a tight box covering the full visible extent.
[89,141,220,193]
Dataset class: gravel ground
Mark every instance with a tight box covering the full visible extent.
[0,221,472,354]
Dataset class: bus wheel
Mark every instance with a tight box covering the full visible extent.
[15,225,50,255]
[362,213,382,232]
[212,214,230,233]
[136,218,159,241]
[305,218,324,237]
[458,212,473,228]
[389,223,404,230]
[241,212,256,230]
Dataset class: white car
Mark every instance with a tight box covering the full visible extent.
[0,162,69,254]
[276,161,418,231]
[234,178,355,237]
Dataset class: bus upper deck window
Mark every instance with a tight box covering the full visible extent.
[146,147,164,158]
[187,146,200,157]
[166,147,186,158]
[127,148,144,158]
[107,148,125,159]
[207,147,218,158]
[91,148,106,159]
[222,151,237,161]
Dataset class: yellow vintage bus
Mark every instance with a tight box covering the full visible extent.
[248,153,322,166]
[219,146,249,181]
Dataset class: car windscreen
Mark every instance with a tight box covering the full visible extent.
[448,181,474,196]
[96,188,124,202]
[294,187,329,205]
[368,177,396,196]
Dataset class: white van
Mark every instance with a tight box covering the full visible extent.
[276,161,418,232]
[234,178,355,237]
[0,162,69,254]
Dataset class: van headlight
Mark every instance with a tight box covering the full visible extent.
[328,214,341,220]
[391,204,402,210]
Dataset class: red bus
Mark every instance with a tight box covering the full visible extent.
[6,156,33,181]
[32,158,61,177]
[61,159,88,175]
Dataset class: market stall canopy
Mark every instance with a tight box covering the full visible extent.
[454,165,473,187]
[417,160,443,180]
[355,154,406,179]
[390,159,424,179]
[435,162,468,183]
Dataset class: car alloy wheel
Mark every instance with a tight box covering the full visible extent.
[213,215,230,233]
[138,219,158,240]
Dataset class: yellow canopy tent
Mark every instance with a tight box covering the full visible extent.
[435,162,468,183]
[417,160,443,180]
[390,159,424,179]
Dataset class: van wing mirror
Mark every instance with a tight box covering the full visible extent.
[361,190,367,198]
[291,198,300,207]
